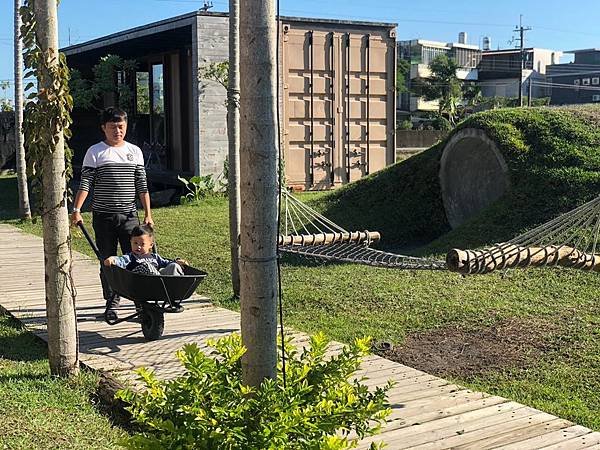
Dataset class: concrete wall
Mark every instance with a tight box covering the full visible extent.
[439,128,510,228]
[194,15,229,177]
[396,130,446,149]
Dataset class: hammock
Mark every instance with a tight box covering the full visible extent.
[278,190,446,271]
[447,195,600,275]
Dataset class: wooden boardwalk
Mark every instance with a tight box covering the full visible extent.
[1,223,599,449]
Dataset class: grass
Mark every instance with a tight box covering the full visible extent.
[3,106,600,436]
[3,173,599,430]
[0,313,127,449]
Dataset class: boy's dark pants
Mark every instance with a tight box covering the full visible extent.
[92,211,139,306]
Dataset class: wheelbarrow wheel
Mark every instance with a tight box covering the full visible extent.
[140,305,164,341]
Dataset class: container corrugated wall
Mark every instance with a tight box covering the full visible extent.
[282,21,396,190]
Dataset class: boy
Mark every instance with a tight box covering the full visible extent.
[104,224,187,276]
[71,107,153,319]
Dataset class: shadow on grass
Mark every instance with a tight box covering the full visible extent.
[0,315,47,362]
[0,373,50,383]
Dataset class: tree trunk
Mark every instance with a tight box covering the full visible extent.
[14,0,31,220]
[228,0,241,297]
[34,0,79,377]
[239,0,279,386]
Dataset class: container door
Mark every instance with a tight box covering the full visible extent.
[283,27,336,190]
[341,33,392,183]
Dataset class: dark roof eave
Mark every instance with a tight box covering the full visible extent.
[62,10,397,56]
[62,11,198,55]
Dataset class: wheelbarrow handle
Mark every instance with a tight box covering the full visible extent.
[77,221,103,262]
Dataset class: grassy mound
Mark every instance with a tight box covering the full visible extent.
[310,105,600,252]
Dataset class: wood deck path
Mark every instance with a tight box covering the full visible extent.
[1,223,599,449]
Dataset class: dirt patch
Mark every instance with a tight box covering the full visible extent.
[376,317,566,379]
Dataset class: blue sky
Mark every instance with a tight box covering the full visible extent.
[2,0,600,102]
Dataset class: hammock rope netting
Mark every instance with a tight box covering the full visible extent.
[278,190,447,271]
[446,195,600,275]
[278,190,600,275]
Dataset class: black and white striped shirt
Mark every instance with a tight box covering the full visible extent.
[79,141,148,214]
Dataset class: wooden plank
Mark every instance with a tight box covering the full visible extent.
[388,390,490,421]
[360,401,525,448]
[537,431,600,449]
[356,398,512,448]
[379,403,534,448]
[406,413,563,449]
[455,418,571,449]
[500,425,593,450]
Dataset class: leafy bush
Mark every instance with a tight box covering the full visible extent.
[116,333,392,449]
[397,119,413,130]
[178,174,218,204]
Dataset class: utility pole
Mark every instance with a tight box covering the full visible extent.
[528,77,533,107]
[514,15,532,107]
[34,0,79,377]
[14,0,31,220]
[227,0,241,297]
[239,0,279,387]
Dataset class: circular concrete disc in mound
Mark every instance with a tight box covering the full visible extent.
[440,128,510,229]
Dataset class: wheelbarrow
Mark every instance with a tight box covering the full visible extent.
[77,222,207,340]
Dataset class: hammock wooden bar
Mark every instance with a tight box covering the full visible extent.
[277,231,381,247]
[447,243,600,275]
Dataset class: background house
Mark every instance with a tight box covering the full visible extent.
[63,11,397,191]
[547,49,600,105]
[397,35,480,116]
[478,48,562,100]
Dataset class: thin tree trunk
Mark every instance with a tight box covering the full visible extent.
[34,0,79,377]
[14,0,31,220]
[239,0,279,386]
[228,0,241,297]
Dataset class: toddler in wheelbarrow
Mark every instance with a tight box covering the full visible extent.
[104,224,189,317]
[78,221,207,340]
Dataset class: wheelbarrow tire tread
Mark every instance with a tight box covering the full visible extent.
[141,307,165,341]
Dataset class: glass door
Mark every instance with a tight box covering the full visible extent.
[151,63,165,146]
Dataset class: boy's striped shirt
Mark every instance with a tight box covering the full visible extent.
[79,141,148,214]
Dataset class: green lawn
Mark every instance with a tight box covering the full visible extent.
[1,174,600,431]
[0,314,127,449]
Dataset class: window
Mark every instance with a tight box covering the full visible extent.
[593,77,599,85]
[117,70,126,86]
[583,78,591,86]
[152,64,164,115]
[592,94,600,102]
[151,63,165,146]
[136,72,150,114]
[574,79,580,85]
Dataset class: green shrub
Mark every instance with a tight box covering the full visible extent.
[178,174,218,204]
[397,119,413,130]
[117,333,392,449]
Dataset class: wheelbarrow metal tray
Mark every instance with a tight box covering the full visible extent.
[104,265,207,302]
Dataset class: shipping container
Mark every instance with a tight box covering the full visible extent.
[281,19,397,190]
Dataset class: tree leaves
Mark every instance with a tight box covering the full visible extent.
[117,333,392,449]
